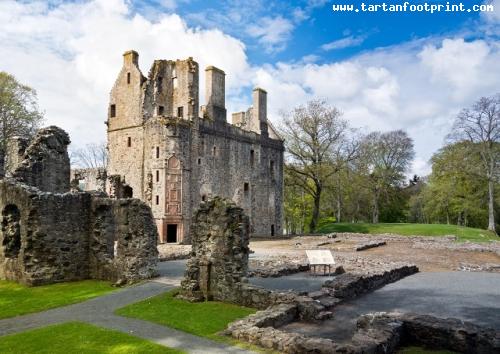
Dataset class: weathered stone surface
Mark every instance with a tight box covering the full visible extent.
[355,312,500,354]
[355,241,387,251]
[179,197,250,302]
[0,126,158,286]
[322,265,419,300]
[7,126,70,193]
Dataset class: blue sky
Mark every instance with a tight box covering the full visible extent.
[134,0,495,64]
[0,0,499,175]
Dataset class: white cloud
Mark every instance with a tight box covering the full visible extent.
[483,0,500,23]
[252,38,500,176]
[321,35,366,51]
[0,0,250,147]
[1,0,499,179]
[246,16,294,53]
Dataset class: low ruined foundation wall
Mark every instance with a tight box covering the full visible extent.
[224,265,421,353]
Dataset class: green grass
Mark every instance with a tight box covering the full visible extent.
[0,280,116,319]
[0,322,183,354]
[116,290,256,342]
[397,346,458,354]
[317,222,499,242]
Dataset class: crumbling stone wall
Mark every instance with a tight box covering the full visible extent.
[8,126,70,193]
[70,168,107,192]
[179,197,250,302]
[0,126,158,286]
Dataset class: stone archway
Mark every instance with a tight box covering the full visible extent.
[1,204,21,258]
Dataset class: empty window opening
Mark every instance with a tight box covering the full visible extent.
[177,106,184,118]
[213,146,217,156]
[250,149,255,166]
[110,104,116,118]
[123,185,133,198]
[158,106,165,116]
[127,72,131,84]
[197,158,201,165]
[156,170,160,182]
[271,224,275,237]
[244,183,249,196]
[166,224,178,243]
[172,77,178,89]
[201,195,206,202]
[1,204,21,258]
[156,146,160,159]
[157,76,163,92]
[127,137,132,147]
[155,195,159,205]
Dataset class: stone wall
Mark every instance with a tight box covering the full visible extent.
[71,168,107,192]
[7,127,70,193]
[0,126,158,286]
[179,197,250,302]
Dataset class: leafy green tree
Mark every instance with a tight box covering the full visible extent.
[360,130,415,223]
[279,100,359,232]
[0,72,44,165]
[423,142,489,228]
[449,94,500,233]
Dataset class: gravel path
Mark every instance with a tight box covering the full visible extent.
[0,265,254,354]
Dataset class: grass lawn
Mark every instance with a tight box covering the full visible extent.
[0,280,116,319]
[397,346,458,354]
[317,222,499,242]
[0,322,183,354]
[116,290,256,342]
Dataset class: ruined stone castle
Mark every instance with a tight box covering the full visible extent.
[103,50,284,244]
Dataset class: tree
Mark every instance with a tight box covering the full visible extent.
[422,142,489,228]
[0,72,44,156]
[70,142,108,169]
[449,94,500,233]
[361,130,415,223]
[279,100,359,232]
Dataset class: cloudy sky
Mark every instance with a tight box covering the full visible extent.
[0,0,499,175]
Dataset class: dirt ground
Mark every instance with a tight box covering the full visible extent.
[249,233,500,273]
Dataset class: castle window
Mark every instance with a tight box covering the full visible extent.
[244,183,249,196]
[156,170,160,182]
[157,76,163,92]
[158,106,164,116]
[271,224,275,236]
[177,106,184,118]
[201,195,206,202]
[127,72,131,84]
[197,158,201,165]
[250,149,255,166]
[172,77,178,89]
[156,195,159,205]
[127,137,131,147]
[213,146,217,156]
[156,147,160,159]
[110,104,116,118]
[270,160,275,178]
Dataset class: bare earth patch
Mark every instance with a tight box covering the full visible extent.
[248,233,500,273]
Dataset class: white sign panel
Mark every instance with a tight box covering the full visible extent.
[306,250,335,265]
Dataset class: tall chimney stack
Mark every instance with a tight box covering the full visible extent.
[205,66,226,122]
[253,88,268,136]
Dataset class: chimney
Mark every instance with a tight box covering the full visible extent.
[205,66,226,122]
[123,50,139,66]
[253,88,268,136]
